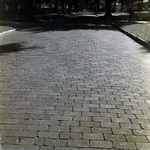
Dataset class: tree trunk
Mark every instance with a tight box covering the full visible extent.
[97,0,100,12]
[104,0,112,17]
[0,0,6,12]
[62,0,65,14]
[27,0,33,20]
[68,0,71,14]
[54,0,58,12]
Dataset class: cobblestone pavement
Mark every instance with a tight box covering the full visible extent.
[0,22,150,150]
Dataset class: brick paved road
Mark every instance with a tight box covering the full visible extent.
[0,23,150,150]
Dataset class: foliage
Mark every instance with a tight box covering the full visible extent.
[1,0,148,19]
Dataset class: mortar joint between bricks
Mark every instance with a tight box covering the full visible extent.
[103,133,106,140]
[90,108,91,112]
[54,106,56,111]
[141,110,144,115]
[89,139,91,148]
[79,121,81,126]
[91,116,93,122]
[123,134,128,142]
[90,127,93,133]
[131,129,135,135]
[110,117,113,123]
[139,124,144,130]
[36,131,39,137]
[69,126,71,133]
[110,128,113,134]
[43,110,46,115]
[119,122,121,128]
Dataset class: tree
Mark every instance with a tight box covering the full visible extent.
[104,0,112,17]
[67,0,71,13]
[0,0,6,12]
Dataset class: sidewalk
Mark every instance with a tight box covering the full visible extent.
[0,19,36,34]
[112,20,150,50]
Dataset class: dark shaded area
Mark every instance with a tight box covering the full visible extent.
[22,15,128,33]
[0,43,44,55]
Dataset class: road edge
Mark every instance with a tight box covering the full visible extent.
[0,29,16,35]
[111,23,150,51]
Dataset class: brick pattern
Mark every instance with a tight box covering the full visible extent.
[0,25,150,150]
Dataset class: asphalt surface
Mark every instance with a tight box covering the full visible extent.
[0,16,150,150]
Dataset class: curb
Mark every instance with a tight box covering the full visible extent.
[111,23,150,51]
[0,29,16,35]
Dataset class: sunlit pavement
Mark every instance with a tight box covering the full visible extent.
[0,22,150,150]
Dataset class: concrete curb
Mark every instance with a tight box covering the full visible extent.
[111,23,150,51]
[0,29,16,35]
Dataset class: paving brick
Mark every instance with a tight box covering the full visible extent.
[40,146,54,150]
[5,124,27,130]
[35,138,45,146]
[73,107,90,112]
[90,140,113,148]
[44,139,67,146]
[68,140,89,147]
[71,133,82,139]
[49,125,69,132]
[113,142,136,149]
[27,124,48,131]
[83,104,99,108]
[101,123,120,128]
[60,132,70,139]
[112,128,133,135]
[140,123,150,129]
[82,112,100,117]
[60,121,79,126]
[147,136,150,142]
[91,108,107,113]
[81,121,100,127]
[83,133,103,140]
[73,116,91,121]
[111,117,130,124]
[126,135,148,142]
[92,127,112,134]
[71,126,91,133]
[104,134,126,142]
[133,130,150,136]
[38,132,59,138]
[120,123,141,129]
[14,131,37,138]
[1,137,18,144]
[64,111,81,116]
[1,144,26,150]
[55,147,78,150]
[92,116,110,122]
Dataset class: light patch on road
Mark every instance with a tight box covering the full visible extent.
[0,29,16,35]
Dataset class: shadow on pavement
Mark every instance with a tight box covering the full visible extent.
[22,16,119,33]
[0,43,44,55]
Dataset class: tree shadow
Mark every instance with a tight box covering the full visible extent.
[21,15,120,33]
[0,43,44,56]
